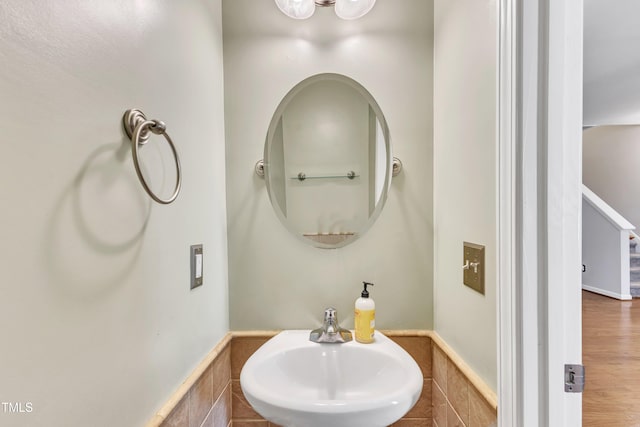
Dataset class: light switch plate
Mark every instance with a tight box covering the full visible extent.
[463,242,485,294]
[190,244,203,290]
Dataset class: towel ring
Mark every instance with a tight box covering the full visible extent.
[123,109,182,205]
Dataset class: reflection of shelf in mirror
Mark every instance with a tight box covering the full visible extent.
[303,232,356,245]
[292,171,359,181]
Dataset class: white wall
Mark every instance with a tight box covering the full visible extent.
[223,0,434,330]
[583,126,640,229]
[433,0,498,391]
[584,0,640,126]
[0,1,228,426]
[582,192,632,300]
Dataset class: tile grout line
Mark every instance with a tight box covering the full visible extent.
[198,402,214,427]
[447,396,467,427]
[199,381,232,427]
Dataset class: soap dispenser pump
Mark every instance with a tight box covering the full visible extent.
[355,281,375,343]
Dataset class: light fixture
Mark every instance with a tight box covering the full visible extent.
[274,0,377,20]
[333,0,377,20]
[274,0,316,20]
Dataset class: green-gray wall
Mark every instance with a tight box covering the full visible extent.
[0,1,229,425]
[223,0,435,331]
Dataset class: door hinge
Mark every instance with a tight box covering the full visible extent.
[565,364,585,393]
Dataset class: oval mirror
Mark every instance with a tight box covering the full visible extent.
[264,73,392,249]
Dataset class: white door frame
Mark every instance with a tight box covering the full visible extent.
[498,0,583,425]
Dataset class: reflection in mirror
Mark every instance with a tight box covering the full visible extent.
[264,73,392,248]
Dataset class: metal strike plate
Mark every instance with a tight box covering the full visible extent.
[565,364,585,393]
[463,242,485,294]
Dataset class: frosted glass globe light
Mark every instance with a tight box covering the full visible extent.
[334,0,377,20]
[274,0,316,19]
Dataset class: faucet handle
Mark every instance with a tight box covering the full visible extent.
[309,307,352,343]
[324,307,337,323]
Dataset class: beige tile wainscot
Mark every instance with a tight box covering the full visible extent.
[145,331,497,427]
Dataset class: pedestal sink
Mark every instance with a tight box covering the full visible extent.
[240,330,423,427]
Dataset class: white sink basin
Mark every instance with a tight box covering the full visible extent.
[240,330,423,427]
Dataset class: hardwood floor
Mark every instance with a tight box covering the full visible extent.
[583,290,640,426]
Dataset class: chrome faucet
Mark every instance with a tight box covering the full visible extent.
[309,307,353,343]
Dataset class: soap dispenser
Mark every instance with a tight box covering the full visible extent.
[355,282,375,343]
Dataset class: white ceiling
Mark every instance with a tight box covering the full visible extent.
[584,0,640,126]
